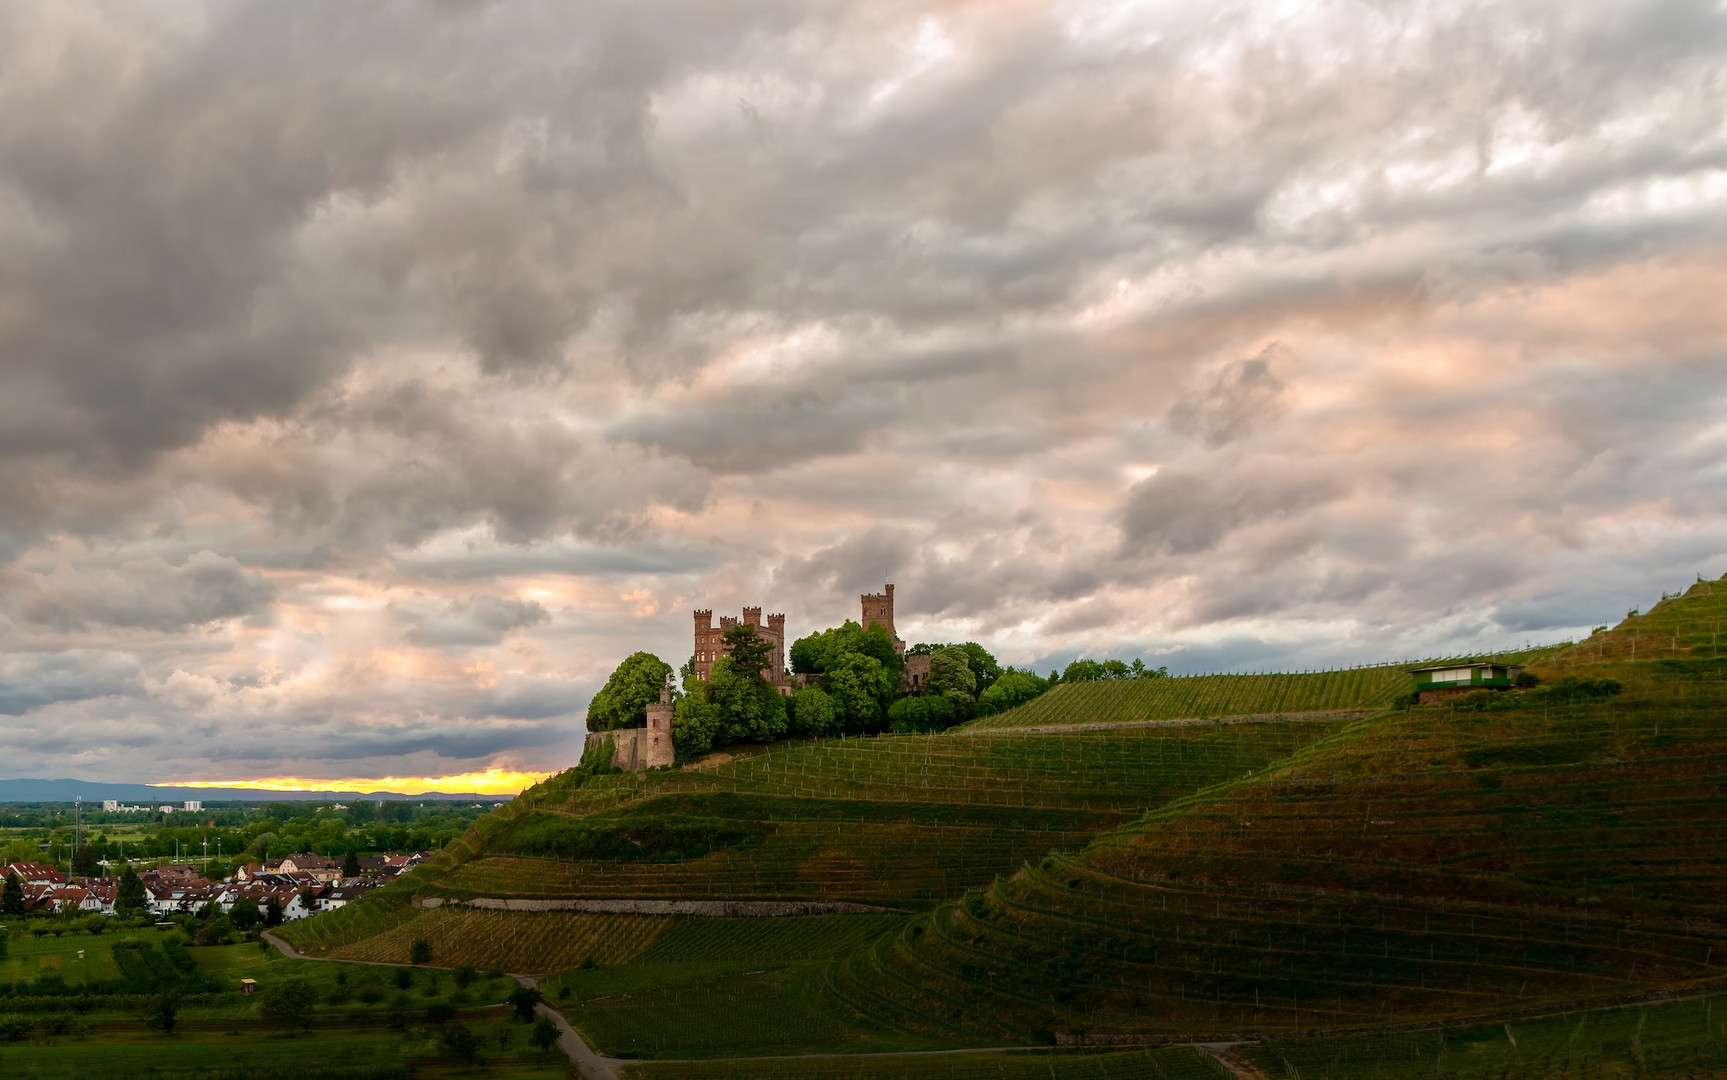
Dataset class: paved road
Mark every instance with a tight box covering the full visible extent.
[261,931,625,1080]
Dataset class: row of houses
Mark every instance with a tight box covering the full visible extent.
[1,852,434,921]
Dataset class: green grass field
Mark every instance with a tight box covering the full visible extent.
[0,923,557,1078]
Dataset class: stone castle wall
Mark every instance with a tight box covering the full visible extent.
[585,697,674,772]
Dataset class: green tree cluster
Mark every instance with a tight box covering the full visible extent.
[259,979,318,1033]
[974,669,1056,717]
[786,621,904,734]
[114,866,148,916]
[586,651,675,731]
[673,656,788,756]
[1,870,24,918]
[1061,657,1168,682]
[907,641,1001,694]
[71,843,99,877]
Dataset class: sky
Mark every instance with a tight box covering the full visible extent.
[1,0,1724,793]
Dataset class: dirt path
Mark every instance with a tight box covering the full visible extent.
[262,931,625,1080]
[1197,1042,1270,1079]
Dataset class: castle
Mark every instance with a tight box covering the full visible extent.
[693,584,908,696]
[692,607,787,686]
[582,676,676,771]
[593,585,914,773]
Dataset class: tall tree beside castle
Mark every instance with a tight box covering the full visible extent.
[673,637,789,756]
[587,652,675,731]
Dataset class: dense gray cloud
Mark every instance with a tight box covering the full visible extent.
[20,551,274,632]
[0,0,1724,786]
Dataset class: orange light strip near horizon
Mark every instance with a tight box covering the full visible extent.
[150,767,551,797]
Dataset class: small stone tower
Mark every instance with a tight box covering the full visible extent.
[642,673,675,769]
[860,583,906,655]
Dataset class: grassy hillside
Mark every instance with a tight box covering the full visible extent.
[966,666,1415,730]
[1240,990,1727,1079]
[818,599,1727,1042]
[286,576,1727,1075]
[422,721,1349,908]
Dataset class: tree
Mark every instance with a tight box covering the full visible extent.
[1061,657,1167,682]
[342,849,361,878]
[789,685,838,737]
[926,646,978,720]
[452,963,478,990]
[259,979,318,1034]
[440,1023,483,1071]
[912,642,1000,694]
[410,937,433,965]
[146,992,179,1034]
[672,683,721,757]
[975,670,1051,717]
[228,896,262,930]
[1,870,24,918]
[671,657,786,755]
[508,985,542,1022]
[299,886,319,914]
[114,866,148,917]
[264,897,284,927]
[586,652,675,731]
[531,1014,562,1053]
[825,652,896,732]
[887,694,957,733]
[720,623,775,680]
[791,621,903,685]
[0,925,9,961]
[71,843,99,878]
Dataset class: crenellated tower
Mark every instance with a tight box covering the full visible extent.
[860,583,906,655]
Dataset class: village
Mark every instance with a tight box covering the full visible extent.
[0,850,436,924]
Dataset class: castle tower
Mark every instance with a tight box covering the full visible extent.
[691,605,790,684]
[642,674,675,769]
[767,613,786,680]
[693,609,721,682]
[861,583,906,655]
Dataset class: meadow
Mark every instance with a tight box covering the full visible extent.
[0,923,560,1079]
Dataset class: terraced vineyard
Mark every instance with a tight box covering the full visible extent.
[429,722,1351,907]
[965,667,1415,730]
[630,913,911,964]
[328,906,668,972]
[620,1047,1233,1079]
[541,721,1353,814]
[821,652,1727,1041]
[1241,991,1727,1079]
[292,577,1727,1076]
[1560,577,1727,663]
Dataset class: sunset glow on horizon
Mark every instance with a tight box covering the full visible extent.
[152,768,552,797]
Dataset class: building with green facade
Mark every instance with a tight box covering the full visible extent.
[1407,662,1522,704]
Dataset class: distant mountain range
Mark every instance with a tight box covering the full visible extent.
[0,778,495,803]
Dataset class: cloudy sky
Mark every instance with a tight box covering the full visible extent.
[1,0,1724,791]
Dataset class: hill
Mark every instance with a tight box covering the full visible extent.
[283,576,1727,1074]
